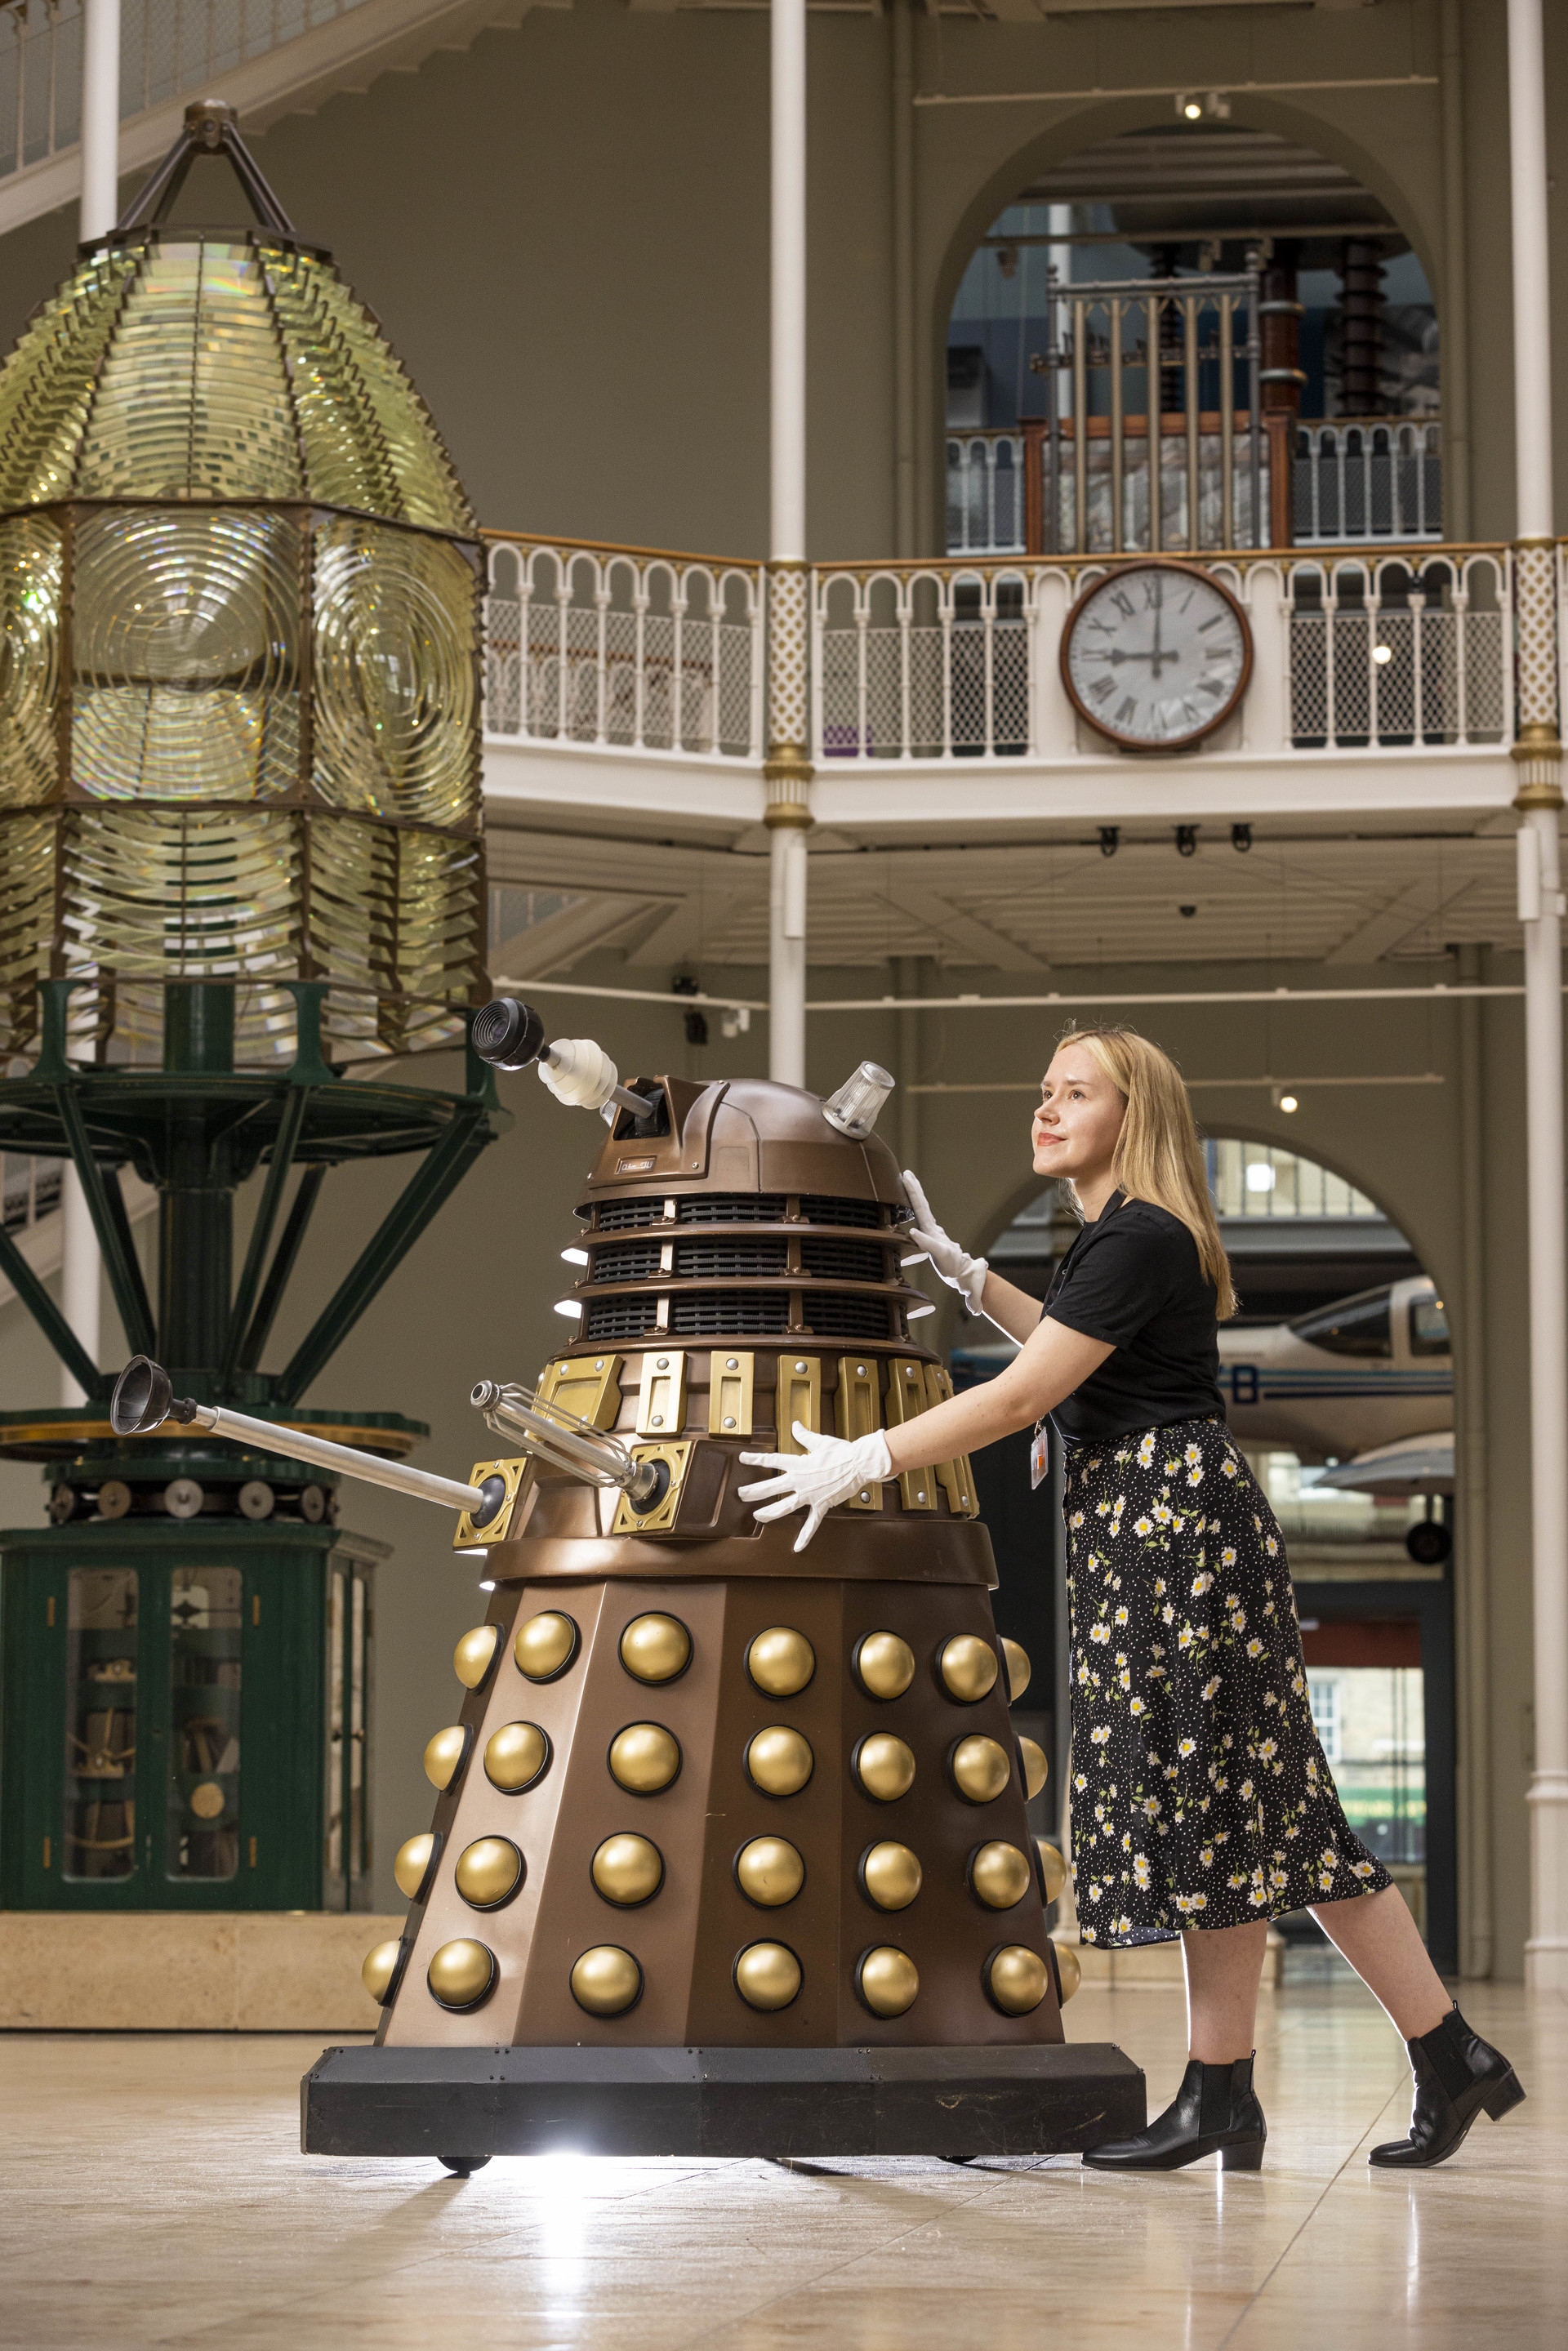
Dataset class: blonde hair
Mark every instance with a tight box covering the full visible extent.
[1058,1025,1236,1320]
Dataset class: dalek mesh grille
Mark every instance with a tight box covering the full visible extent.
[584,1295,660,1340]
[799,1236,889,1285]
[676,1194,787,1224]
[801,1293,893,1341]
[800,1195,887,1229]
[592,1240,664,1283]
[667,1290,791,1337]
[595,1200,668,1232]
[672,1237,788,1281]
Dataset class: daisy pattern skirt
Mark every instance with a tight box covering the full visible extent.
[1064,1415,1392,1946]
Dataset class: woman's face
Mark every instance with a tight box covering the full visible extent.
[1031,1044,1128,1182]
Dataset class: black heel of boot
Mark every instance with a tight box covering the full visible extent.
[1483,2070,1526,2122]
[1221,2138,1266,2172]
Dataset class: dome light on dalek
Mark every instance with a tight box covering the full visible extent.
[0,101,501,1921]
[297,1000,1141,2168]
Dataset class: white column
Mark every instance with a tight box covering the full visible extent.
[764,0,813,1088]
[79,0,122,243]
[1508,0,1568,1993]
[60,1164,101,1406]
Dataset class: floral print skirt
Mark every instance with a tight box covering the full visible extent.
[1064,1415,1392,1946]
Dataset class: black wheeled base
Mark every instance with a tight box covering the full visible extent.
[301,2042,1146,2162]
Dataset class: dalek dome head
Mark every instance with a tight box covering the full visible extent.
[0,100,483,1069]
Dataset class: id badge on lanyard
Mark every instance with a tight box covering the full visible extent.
[1030,1419,1051,1492]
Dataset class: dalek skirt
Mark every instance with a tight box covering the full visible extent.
[1062,1417,1392,1946]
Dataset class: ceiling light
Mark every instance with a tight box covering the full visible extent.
[1279,1093,1299,1114]
[1178,95,1202,120]
[1373,643,1393,664]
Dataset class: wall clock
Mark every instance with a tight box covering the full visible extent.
[1060,559,1252,752]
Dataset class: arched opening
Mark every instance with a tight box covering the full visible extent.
[946,122,1439,557]
[955,1137,1456,1968]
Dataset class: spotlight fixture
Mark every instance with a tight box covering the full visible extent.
[1176,825,1200,858]
[1178,95,1203,120]
[1176,91,1230,122]
[1373,643,1394,665]
[1232,823,1253,853]
[1277,1092,1299,1114]
[1098,826,1120,858]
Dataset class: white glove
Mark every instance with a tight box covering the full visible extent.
[737,1424,893,1554]
[901,1169,989,1316]
[539,1038,620,1115]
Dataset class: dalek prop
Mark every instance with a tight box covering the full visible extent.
[114,1007,1143,2164]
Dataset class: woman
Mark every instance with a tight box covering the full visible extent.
[739,1025,1523,2173]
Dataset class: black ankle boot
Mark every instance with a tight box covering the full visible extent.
[1369,2004,1525,2169]
[1083,2055,1266,2173]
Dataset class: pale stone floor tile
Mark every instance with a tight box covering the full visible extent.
[0,1982,1557,2351]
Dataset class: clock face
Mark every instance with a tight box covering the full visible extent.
[1062,563,1251,750]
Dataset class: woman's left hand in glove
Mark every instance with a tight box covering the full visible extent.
[737,1424,893,1554]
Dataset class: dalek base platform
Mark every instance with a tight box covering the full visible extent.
[302,2041,1145,2161]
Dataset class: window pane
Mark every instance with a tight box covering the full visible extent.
[1410,1296,1450,1355]
[1322,1664,1425,1865]
[65,1567,139,1881]
[1290,1285,1393,1357]
[167,1568,242,1880]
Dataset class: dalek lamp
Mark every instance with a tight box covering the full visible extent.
[149,999,1148,2163]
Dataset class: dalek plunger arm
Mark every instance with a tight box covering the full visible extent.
[109,1357,509,1524]
[469,997,657,1120]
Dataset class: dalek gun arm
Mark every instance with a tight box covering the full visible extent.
[470,998,657,1123]
[109,1357,510,1525]
[470,1380,666,1512]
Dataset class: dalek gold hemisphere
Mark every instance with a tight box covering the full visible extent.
[116,1004,1143,2162]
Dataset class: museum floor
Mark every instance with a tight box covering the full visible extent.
[0,1970,1560,2350]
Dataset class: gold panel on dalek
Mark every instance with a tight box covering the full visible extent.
[116,1007,1144,2166]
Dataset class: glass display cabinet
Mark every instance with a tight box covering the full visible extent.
[1,1521,384,1911]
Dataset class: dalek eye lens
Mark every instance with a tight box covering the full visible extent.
[619,1612,692,1683]
[746,1627,816,1696]
[514,1611,580,1681]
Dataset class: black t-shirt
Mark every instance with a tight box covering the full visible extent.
[1041,1192,1225,1444]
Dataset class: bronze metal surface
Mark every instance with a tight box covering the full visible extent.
[570,1945,643,2015]
[734,1836,805,1907]
[394,1832,440,1902]
[1002,1637,1032,1703]
[618,1611,693,1684]
[776,1357,822,1457]
[745,1725,814,1797]
[1054,1941,1082,2001]
[858,1841,923,1911]
[483,1721,550,1793]
[885,1359,939,1511]
[857,1945,920,2018]
[939,1633,1000,1703]
[1019,1737,1049,1801]
[608,1721,682,1792]
[986,1944,1050,2016]
[950,1735,1011,1805]
[591,1832,666,1907]
[514,1610,581,1681]
[427,1939,497,2011]
[454,1836,524,1911]
[835,1355,884,1511]
[746,1625,816,1696]
[969,1841,1032,1911]
[853,1631,916,1699]
[479,1516,998,1590]
[853,1733,917,1802]
[423,1724,471,1792]
[453,1624,501,1690]
[540,1356,625,1430]
[734,1941,802,2010]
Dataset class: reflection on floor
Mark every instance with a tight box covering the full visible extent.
[2,1975,1560,2349]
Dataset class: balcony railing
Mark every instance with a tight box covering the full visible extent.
[947,419,1442,559]
[813,550,1508,764]
[483,535,764,759]
[479,537,1515,773]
